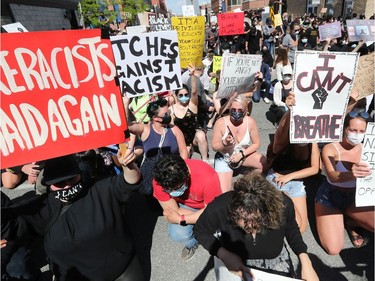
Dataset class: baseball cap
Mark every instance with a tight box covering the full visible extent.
[42,155,81,185]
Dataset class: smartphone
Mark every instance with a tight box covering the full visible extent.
[226,126,234,137]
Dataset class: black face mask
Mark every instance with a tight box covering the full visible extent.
[230,111,244,122]
[158,113,171,125]
[52,183,84,203]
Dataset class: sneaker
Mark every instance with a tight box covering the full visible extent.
[263,97,271,104]
[181,244,198,261]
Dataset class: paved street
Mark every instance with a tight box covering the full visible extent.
[2,97,374,281]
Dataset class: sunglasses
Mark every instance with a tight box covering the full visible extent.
[178,93,190,98]
[230,108,244,113]
[348,111,369,119]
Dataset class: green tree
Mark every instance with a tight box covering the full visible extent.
[79,0,148,28]
[120,0,149,26]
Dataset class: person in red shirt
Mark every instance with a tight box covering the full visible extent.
[153,154,222,260]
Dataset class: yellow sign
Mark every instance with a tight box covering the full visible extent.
[211,55,222,85]
[274,14,283,27]
[172,16,205,68]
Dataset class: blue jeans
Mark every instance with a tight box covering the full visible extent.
[252,80,272,103]
[168,203,198,248]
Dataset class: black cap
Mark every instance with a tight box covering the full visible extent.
[42,155,80,185]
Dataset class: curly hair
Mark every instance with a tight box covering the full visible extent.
[153,154,189,191]
[228,172,285,234]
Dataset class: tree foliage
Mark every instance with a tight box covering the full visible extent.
[79,0,149,28]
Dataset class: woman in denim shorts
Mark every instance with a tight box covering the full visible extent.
[315,110,374,254]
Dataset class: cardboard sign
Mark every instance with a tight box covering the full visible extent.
[111,31,182,97]
[218,12,245,36]
[318,21,342,41]
[346,20,375,42]
[182,5,195,17]
[274,14,283,27]
[0,29,127,169]
[126,25,147,35]
[290,51,359,143]
[171,16,205,69]
[149,15,172,32]
[351,53,375,100]
[2,22,28,33]
[356,122,375,207]
[217,53,262,99]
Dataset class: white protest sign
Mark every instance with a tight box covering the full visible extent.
[126,25,147,35]
[351,53,375,100]
[291,51,359,143]
[182,5,195,17]
[2,22,28,33]
[217,53,262,99]
[346,20,375,42]
[244,268,302,281]
[318,21,342,41]
[110,30,182,97]
[356,122,375,207]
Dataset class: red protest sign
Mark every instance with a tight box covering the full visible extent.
[1,29,127,169]
[218,12,244,36]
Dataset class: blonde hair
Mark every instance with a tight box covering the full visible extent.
[231,95,248,111]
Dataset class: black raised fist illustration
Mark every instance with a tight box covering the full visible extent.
[312,87,329,109]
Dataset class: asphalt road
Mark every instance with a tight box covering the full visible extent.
[2,96,374,281]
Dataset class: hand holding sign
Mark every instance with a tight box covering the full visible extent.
[352,161,371,178]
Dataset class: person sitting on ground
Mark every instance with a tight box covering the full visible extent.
[194,172,319,281]
[315,110,374,254]
[1,150,144,281]
[211,94,266,192]
[152,154,222,261]
[123,96,188,195]
[265,109,321,233]
[274,47,292,82]
[171,84,209,162]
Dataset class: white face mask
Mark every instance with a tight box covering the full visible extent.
[301,38,308,44]
[346,132,365,145]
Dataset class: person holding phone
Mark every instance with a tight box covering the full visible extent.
[212,95,266,192]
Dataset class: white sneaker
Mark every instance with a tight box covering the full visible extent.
[263,97,271,104]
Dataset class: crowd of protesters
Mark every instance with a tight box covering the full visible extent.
[1,7,374,281]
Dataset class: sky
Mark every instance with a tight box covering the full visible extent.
[166,0,207,16]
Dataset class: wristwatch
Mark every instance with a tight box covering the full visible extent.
[180,215,187,226]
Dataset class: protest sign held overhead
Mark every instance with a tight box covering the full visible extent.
[111,30,182,97]
[149,14,172,32]
[2,22,28,33]
[0,29,127,169]
[356,122,375,207]
[346,20,375,42]
[217,53,262,99]
[182,5,195,17]
[351,53,374,100]
[171,16,205,69]
[126,25,147,35]
[318,21,342,41]
[290,51,359,143]
[218,12,245,36]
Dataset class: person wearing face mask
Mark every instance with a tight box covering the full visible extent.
[315,110,374,254]
[297,35,313,51]
[270,64,293,125]
[123,96,188,195]
[212,94,267,192]
[206,22,219,54]
[245,26,262,54]
[308,20,320,49]
[152,154,222,261]
[171,84,209,162]
[262,18,277,58]
[1,151,145,281]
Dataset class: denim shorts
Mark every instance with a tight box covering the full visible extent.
[266,169,306,198]
[214,152,233,173]
[315,179,355,211]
